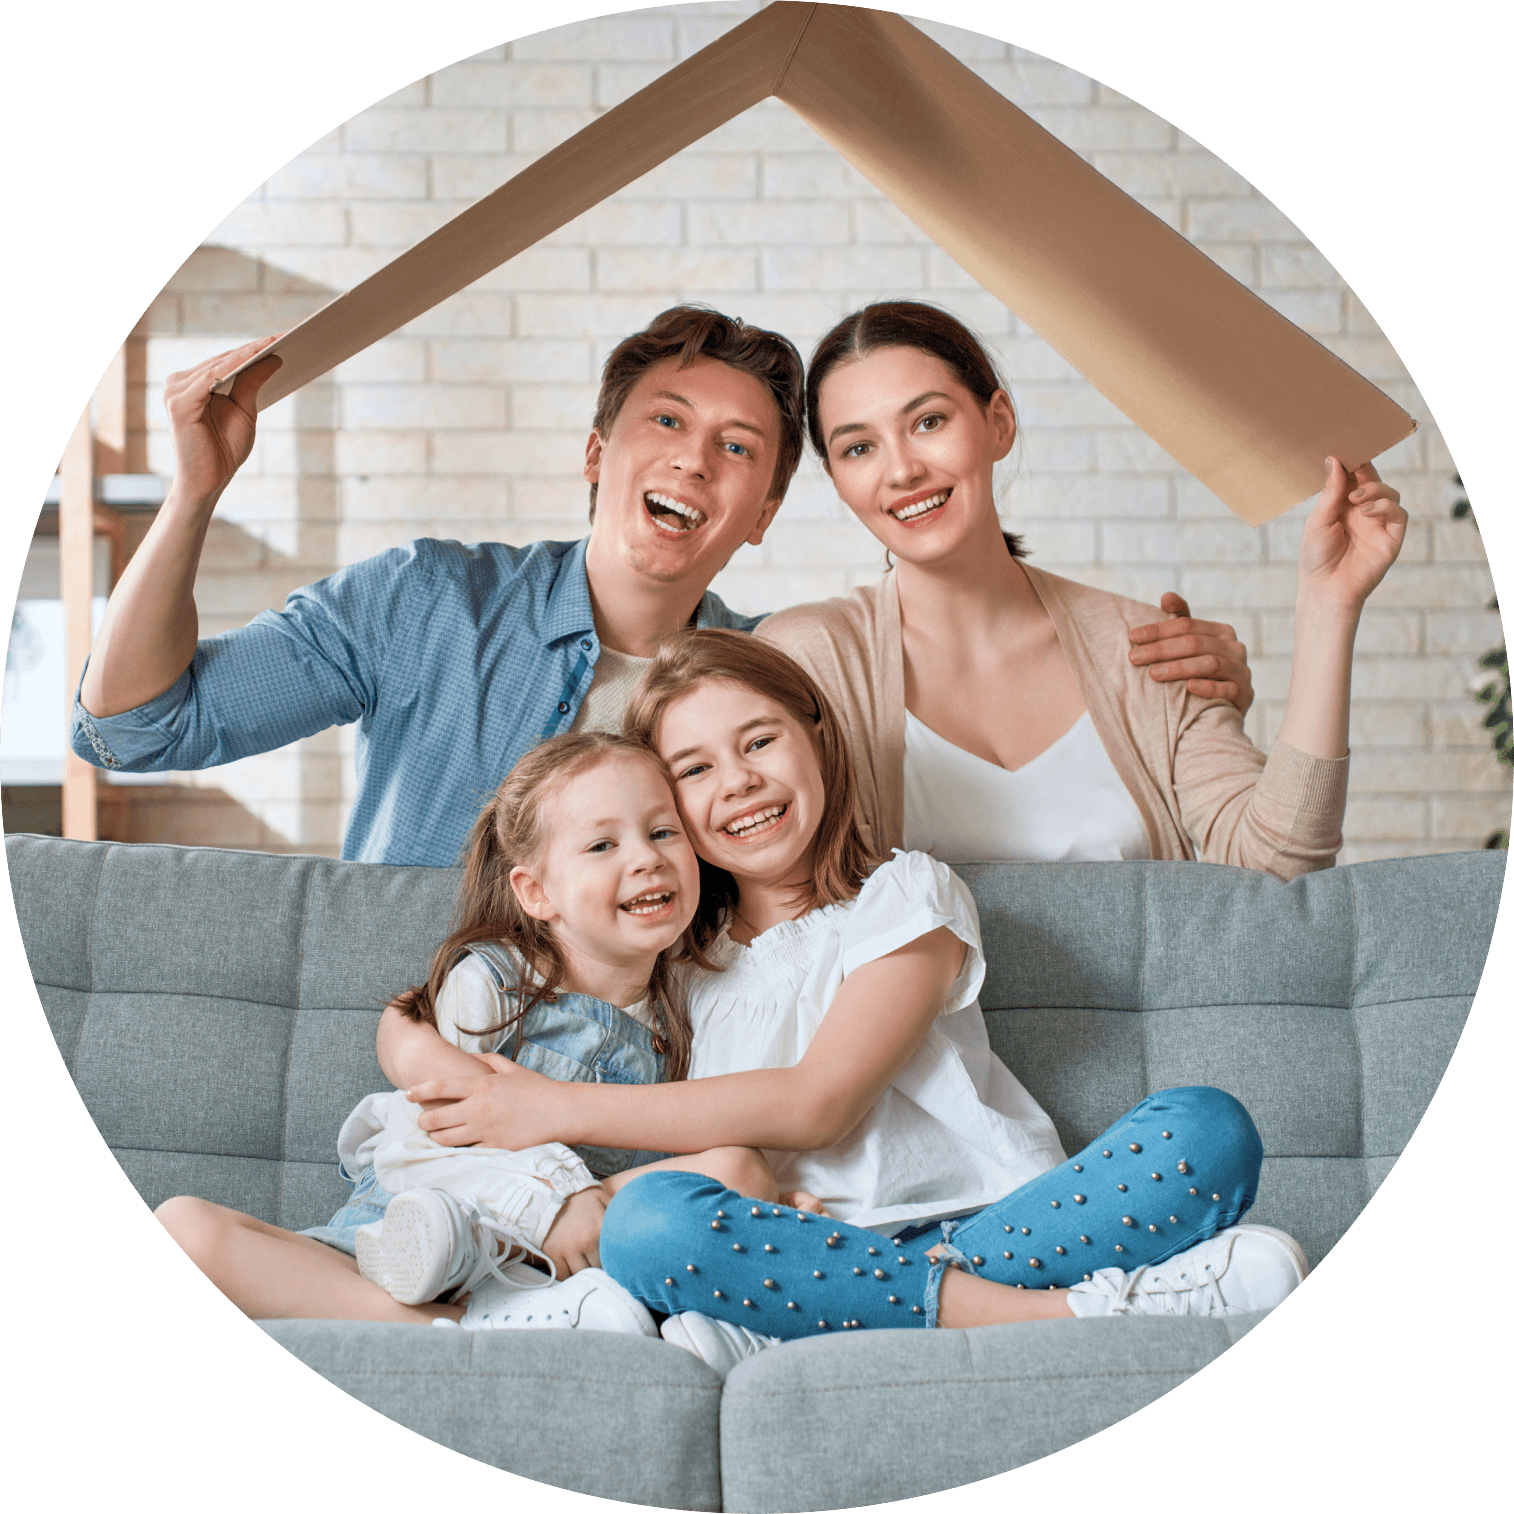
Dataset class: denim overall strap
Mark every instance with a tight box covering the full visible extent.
[464,945,669,1176]
[599,1087,1263,1337]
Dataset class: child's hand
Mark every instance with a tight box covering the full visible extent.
[542,1186,611,1276]
[779,1189,829,1217]
[409,1057,576,1148]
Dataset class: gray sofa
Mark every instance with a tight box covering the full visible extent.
[9,832,1501,1510]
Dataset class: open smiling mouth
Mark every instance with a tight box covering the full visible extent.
[888,487,951,523]
[644,492,706,534]
[722,803,788,840]
[620,890,674,916]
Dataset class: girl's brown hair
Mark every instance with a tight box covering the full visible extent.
[392,732,695,1082]
[624,629,877,952]
[806,300,1027,560]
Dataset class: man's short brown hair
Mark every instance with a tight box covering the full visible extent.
[588,305,805,519]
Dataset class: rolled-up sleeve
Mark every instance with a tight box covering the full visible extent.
[1171,699,1348,880]
[70,551,405,773]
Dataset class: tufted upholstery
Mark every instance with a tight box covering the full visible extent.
[9,835,1501,1509]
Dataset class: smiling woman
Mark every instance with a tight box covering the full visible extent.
[757,300,1409,875]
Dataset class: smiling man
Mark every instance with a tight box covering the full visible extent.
[72,307,804,865]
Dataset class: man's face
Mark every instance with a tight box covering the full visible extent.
[584,356,785,589]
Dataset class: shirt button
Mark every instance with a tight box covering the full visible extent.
[581,639,592,650]
[558,701,569,714]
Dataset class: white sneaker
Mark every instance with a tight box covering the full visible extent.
[1066,1225,1309,1320]
[661,1312,782,1372]
[356,1188,523,1305]
[452,1266,659,1336]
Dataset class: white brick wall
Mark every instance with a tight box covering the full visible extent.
[128,1,1508,860]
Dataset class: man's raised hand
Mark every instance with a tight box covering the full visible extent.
[162,336,282,508]
[1128,592,1255,716]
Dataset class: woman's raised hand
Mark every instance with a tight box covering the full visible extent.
[1297,457,1408,613]
[162,336,282,508]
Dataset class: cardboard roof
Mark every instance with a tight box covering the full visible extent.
[218,3,1414,526]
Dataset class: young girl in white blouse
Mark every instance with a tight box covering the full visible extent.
[409,632,1309,1364]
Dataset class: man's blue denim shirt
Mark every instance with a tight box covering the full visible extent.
[71,537,762,867]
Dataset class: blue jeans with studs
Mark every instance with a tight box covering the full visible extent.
[599,1086,1263,1337]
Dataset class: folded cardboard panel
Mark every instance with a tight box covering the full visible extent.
[219,3,1414,526]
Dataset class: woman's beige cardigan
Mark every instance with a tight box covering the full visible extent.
[756,564,1347,881]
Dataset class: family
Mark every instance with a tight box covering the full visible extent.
[74,301,1406,1369]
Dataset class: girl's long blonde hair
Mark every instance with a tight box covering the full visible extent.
[392,732,697,1082]
[623,629,877,953]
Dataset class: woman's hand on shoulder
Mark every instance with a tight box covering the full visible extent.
[1298,457,1408,613]
[1128,593,1254,716]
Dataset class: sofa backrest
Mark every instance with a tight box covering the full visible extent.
[9,835,1502,1266]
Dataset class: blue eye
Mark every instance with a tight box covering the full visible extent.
[587,839,615,853]
[655,414,678,428]
[651,826,677,841]
[725,441,750,457]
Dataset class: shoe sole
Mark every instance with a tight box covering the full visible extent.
[355,1195,452,1305]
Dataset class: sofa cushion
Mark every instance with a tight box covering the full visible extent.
[8,835,1502,1511]
[262,1321,723,1510]
[717,1311,1264,1511]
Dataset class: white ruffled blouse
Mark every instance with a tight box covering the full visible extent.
[686,850,1066,1233]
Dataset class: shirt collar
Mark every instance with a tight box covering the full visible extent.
[542,537,598,646]
[544,535,735,644]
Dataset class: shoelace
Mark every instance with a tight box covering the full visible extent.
[452,1201,559,1301]
[1111,1261,1222,1317]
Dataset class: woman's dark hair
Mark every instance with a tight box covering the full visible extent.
[624,629,877,954]
[806,300,1026,560]
[392,732,699,1082]
[589,304,805,519]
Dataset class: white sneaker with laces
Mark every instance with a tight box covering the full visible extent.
[356,1188,525,1305]
[449,1266,659,1336]
[660,1313,782,1372]
[1066,1224,1308,1320]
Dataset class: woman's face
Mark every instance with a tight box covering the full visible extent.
[654,678,826,898]
[815,345,1015,566]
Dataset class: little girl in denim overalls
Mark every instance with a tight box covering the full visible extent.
[304,939,674,1280]
[309,729,804,1331]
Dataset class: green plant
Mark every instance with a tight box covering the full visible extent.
[1452,478,1510,848]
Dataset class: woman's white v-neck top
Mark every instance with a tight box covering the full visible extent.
[902,708,1152,863]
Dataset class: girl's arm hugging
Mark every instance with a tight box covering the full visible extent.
[409,927,967,1154]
